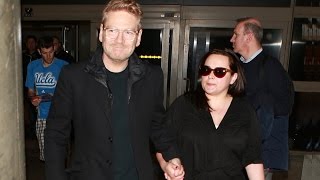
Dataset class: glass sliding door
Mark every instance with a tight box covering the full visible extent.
[139,20,176,107]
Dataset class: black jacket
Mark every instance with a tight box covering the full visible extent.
[55,49,75,64]
[45,47,178,180]
[22,50,41,84]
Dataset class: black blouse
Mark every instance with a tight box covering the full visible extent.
[166,96,262,180]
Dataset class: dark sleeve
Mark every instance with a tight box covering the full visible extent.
[265,57,291,115]
[242,102,263,167]
[165,96,185,137]
[150,67,179,161]
[67,53,75,64]
[163,96,191,157]
[44,66,73,180]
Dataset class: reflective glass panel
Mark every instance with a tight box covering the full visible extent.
[135,29,163,66]
[289,18,320,81]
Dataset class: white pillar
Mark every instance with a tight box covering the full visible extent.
[0,0,25,180]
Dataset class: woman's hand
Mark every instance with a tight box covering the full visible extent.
[163,158,184,180]
[156,153,184,180]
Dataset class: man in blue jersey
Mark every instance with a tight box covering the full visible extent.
[25,36,68,161]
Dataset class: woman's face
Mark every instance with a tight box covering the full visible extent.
[200,54,237,97]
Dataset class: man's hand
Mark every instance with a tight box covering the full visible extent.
[30,96,41,107]
[28,89,41,107]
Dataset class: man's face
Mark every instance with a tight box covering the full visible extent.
[40,46,55,65]
[230,22,248,54]
[99,10,142,64]
[53,38,61,52]
[26,38,37,52]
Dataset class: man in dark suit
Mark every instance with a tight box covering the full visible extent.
[230,17,292,180]
[44,0,184,180]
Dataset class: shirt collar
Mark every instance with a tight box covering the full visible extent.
[240,48,263,63]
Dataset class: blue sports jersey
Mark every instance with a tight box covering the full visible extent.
[25,58,68,119]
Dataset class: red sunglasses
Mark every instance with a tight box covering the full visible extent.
[199,65,233,78]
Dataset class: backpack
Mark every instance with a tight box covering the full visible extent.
[259,56,295,115]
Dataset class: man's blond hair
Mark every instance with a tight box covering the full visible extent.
[101,0,143,29]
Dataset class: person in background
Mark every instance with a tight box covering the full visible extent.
[52,36,75,64]
[25,36,68,162]
[230,17,292,179]
[157,49,264,180]
[44,0,183,180]
[23,35,42,82]
[22,35,41,139]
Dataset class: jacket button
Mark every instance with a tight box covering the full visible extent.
[108,137,113,142]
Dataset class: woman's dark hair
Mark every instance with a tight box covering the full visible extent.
[185,49,246,111]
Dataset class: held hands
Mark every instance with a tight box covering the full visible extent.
[163,158,185,180]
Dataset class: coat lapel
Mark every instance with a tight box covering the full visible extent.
[84,47,112,128]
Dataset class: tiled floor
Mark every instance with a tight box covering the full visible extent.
[25,137,45,180]
[24,136,164,180]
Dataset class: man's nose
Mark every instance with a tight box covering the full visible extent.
[115,31,124,43]
[230,35,234,42]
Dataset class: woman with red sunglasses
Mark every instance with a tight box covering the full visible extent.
[157,49,264,180]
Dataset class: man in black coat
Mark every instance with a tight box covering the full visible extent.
[22,35,41,82]
[22,35,41,139]
[44,0,184,180]
[230,17,292,180]
[52,36,75,64]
